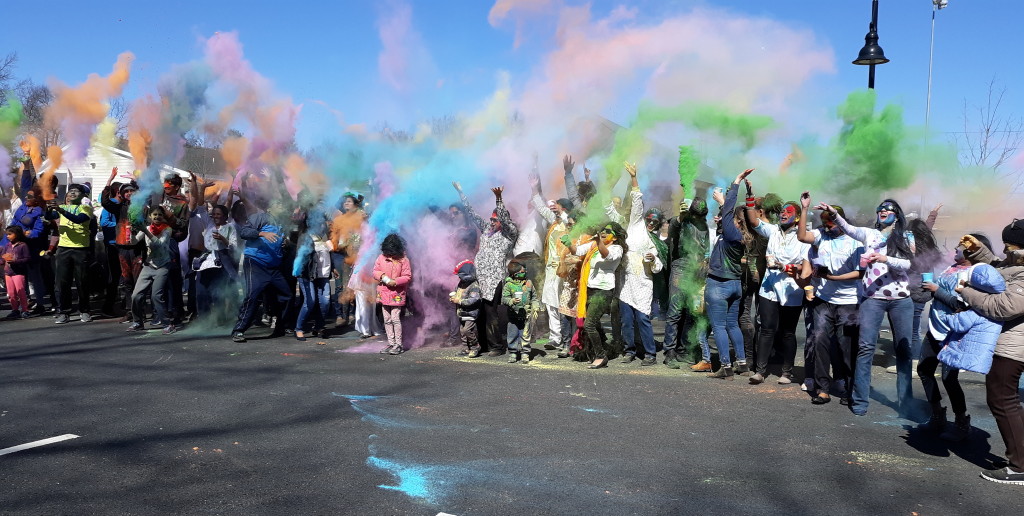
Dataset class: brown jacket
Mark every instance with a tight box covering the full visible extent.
[961,245,1024,362]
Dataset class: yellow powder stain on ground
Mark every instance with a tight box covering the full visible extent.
[848,451,929,469]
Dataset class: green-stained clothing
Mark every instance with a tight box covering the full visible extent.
[55,204,94,248]
[501,277,537,322]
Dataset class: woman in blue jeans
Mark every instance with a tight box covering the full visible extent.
[818,199,916,416]
[704,169,754,379]
[293,227,335,341]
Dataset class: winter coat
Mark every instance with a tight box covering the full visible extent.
[460,192,519,301]
[961,245,1024,363]
[937,264,1005,374]
[372,254,412,307]
[453,262,483,320]
[501,277,537,321]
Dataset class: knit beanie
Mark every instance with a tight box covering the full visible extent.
[1002,220,1024,248]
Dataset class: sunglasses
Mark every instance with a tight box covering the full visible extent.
[876,204,896,213]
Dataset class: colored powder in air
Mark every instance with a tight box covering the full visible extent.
[40,146,63,200]
[45,52,134,161]
[678,145,700,193]
[0,95,22,187]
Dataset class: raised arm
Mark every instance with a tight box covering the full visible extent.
[493,187,519,241]
[797,191,816,244]
[926,203,942,230]
[529,174,555,225]
[624,162,643,229]
[722,169,751,244]
[816,202,869,244]
[562,155,580,207]
[454,181,486,233]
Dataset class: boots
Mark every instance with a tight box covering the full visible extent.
[925,406,947,433]
[733,360,750,376]
[709,365,734,380]
[940,414,971,442]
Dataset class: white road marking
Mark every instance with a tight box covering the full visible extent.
[0,434,80,457]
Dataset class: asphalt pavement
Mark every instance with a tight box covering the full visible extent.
[1,314,1021,515]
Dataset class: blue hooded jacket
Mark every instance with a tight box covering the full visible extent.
[938,264,1005,374]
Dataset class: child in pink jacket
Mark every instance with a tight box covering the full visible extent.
[372,234,412,355]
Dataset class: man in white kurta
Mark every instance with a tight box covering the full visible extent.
[607,164,663,365]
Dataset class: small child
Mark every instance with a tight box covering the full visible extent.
[451,260,483,358]
[372,234,412,355]
[126,207,175,334]
[502,260,537,363]
[2,226,31,319]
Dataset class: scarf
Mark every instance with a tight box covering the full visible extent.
[649,230,670,308]
[575,239,600,319]
[149,223,169,237]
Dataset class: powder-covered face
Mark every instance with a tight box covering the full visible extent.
[163,182,180,196]
[343,197,357,212]
[66,188,82,202]
[211,207,228,226]
[780,205,798,225]
[876,202,897,226]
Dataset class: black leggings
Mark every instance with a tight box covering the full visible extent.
[754,298,801,375]
[917,332,966,415]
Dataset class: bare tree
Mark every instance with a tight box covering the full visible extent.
[108,97,129,139]
[0,52,16,94]
[956,78,1024,191]
[16,79,63,149]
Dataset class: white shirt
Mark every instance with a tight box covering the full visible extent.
[198,222,239,271]
[607,188,663,313]
[754,221,809,306]
[810,229,864,305]
[576,241,623,291]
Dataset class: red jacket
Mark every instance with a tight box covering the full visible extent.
[372,254,412,306]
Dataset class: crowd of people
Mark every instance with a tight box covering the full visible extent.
[2,155,1023,486]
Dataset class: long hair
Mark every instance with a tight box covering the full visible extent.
[908,219,937,255]
[876,198,913,260]
[5,225,25,243]
[732,206,754,247]
[381,233,406,259]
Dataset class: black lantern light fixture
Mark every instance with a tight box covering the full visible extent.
[852,0,889,89]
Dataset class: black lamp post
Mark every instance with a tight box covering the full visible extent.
[853,0,890,89]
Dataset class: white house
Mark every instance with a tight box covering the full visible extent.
[36,143,190,202]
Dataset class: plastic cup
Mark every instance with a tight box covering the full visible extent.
[921,272,934,283]
[859,253,872,268]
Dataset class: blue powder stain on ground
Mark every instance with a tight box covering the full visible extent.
[331,393,423,429]
[572,406,618,417]
[367,456,440,504]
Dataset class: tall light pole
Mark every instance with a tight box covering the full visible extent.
[853,0,890,89]
[926,0,949,127]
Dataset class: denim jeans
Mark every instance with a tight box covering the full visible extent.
[583,288,616,359]
[852,296,914,415]
[620,301,656,358]
[704,276,745,367]
[911,301,926,360]
[507,316,528,352]
[297,277,331,332]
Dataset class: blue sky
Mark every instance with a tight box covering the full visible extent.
[3,0,1020,153]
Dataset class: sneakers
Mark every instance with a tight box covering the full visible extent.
[733,360,750,375]
[4,310,22,320]
[690,360,712,372]
[126,322,144,332]
[79,312,93,323]
[543,342,557,350]
[620,354,636,364]
[980,468,1024,485]
[886,361,921,378]
[380,345,393,354]
[54,313,70,324]
[467,349,481,358]
[748,373,765,385]
[777,374,793,385]
[388,346,404,355]
[232,332,247,343]
[640,356,657,367]
[162,324,178,335]
[709,366,734,380]
[556,350,570,359]
[940,414,971,442]
[508,353,520,363]
[664,358,684,370]
[487,349,505,357]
